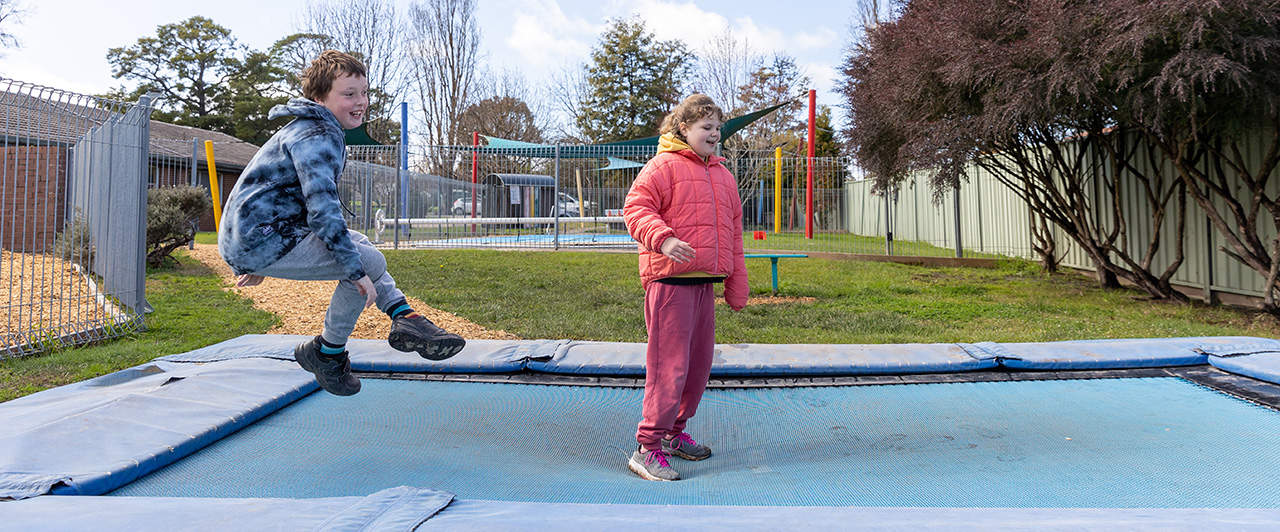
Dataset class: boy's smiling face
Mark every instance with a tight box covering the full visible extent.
[316,73,368,130]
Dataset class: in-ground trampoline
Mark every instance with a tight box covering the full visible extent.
[6,335,1280,530]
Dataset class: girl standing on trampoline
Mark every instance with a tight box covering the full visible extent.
[623,93,748,481]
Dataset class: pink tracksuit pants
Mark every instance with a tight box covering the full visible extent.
[635,282,716,451]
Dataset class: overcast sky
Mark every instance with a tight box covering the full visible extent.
[1,0,858,130]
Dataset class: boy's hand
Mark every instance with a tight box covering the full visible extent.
[354,275,376,308]
[660,236,695,264]
[236,274,265,287]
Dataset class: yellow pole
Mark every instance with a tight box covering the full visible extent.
[205,140,222,231]
[774,146,782,234]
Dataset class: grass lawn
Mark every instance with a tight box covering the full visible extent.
[0,253,277,402]
[386,249,1280,344]
[742,231,997,257]
[6,245,1279,402]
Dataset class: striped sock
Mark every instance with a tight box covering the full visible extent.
[387,302,414,320]
[318,338,345,356]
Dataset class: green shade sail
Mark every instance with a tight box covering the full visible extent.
[343,124,383,146]
[455,101,794,159]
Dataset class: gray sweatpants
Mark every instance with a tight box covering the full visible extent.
[254,230,405,345]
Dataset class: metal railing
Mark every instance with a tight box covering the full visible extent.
[1,79,156,358]
[339,144,898,254]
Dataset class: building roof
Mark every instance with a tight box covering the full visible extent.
[484,173,555,187]
[148,120,260,170]
[0,84,261,171]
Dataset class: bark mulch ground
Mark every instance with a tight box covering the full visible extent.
[186,244,518,340]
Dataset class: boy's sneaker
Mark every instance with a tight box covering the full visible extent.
[388,314,466,361]
[662,433,712,461]
[294,336,361,396]
[628,446,679,481]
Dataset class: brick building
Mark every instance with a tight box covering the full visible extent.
[1,119,260,252]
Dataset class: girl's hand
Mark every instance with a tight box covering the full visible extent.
[236,274,265,287]
[660,237,695,264]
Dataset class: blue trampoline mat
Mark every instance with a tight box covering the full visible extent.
[110,376,1280,508]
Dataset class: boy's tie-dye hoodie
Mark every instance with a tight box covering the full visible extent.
[218,98,365,281]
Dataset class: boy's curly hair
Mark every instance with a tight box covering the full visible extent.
[660,94,725,142]
[301,50,367,101]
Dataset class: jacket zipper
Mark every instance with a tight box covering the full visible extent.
[705,159,721,273]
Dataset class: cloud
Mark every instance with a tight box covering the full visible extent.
[793,27,841,52]
[801,61,839,93]
[622,0,837,56]
[501,0,600,71]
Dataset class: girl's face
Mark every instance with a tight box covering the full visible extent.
[316,73,368,130]
[679,115,722,159]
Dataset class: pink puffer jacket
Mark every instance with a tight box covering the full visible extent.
[623,135,748,310]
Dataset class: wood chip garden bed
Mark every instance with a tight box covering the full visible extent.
[185,244,519,340]
[1,250,126,349]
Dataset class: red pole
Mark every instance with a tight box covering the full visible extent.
[471,131,479,232]
[805,89,815,239]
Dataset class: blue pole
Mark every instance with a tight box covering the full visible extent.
[771,258,780,295]
[400,102,408,205]
[398,102,408,248]
[756,184,763,225]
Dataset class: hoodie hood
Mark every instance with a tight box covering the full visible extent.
[268,98,340,128]
[657,132,692,154]
[657,132,725,165]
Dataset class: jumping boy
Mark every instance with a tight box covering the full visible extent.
[218,50,465,396]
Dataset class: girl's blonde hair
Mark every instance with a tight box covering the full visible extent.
[660,94,724,142]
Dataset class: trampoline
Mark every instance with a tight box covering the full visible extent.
[7,335,1280,529]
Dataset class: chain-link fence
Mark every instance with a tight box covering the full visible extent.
[339,144,886,254]
[1,79,156,358]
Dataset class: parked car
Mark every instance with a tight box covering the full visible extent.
[452,194,482,215]
[551,192,593,217]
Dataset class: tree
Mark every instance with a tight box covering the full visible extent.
[724,53,808,220]
[734,54,809,154]
[0,0,26,56]
[853,0,894,38]
[269,32,333,94]
[1103,0,1280,310]
[458,70,544,143]
[297,0,408,144]
[577,17,691,143]
[455,71,544,176]
[814,105,841,160]
[839,0,1190,300]
[457,96,541,143]
[547,62,591,143]
[107,16,243,131]
[407,0,480,154]
[690,28,758,116]
[221,50,291,145]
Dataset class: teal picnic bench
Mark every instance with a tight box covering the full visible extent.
[744,253,808,295]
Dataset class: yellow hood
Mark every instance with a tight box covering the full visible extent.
[657,133,692,154]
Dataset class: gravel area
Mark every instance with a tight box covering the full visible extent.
[185,244,518,340]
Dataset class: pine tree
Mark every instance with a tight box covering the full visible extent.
[577,17,691,143]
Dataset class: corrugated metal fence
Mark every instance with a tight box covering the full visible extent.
[844,132,1279,300]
